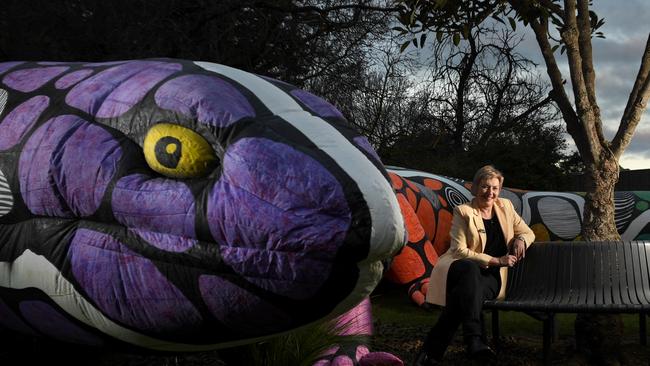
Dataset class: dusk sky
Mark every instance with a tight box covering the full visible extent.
[516,0,650,170]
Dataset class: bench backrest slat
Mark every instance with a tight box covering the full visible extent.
[623,245,642,304]
[581,243,592,307]
[630,242,647,305]
[635,242,650,302]
[602,241,618,307]
[594,242,607,307]
[548,245,573,304]
[614,244,638,304]
[547,243,564,305]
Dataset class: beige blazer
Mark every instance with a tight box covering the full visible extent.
[425,197,535,306]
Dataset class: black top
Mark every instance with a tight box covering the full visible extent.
[483,214,507,275]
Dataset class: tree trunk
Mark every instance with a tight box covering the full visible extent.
[581,157,620,241]
[574,155,624,365]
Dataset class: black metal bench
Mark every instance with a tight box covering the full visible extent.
[483,241,650,364]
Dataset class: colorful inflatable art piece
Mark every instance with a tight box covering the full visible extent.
[386,166,650,306]
[0,59,406,354]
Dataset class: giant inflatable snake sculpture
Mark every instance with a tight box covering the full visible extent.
[3,59,648,366]
[0,59,406,365]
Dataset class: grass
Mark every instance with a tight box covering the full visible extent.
[369,281,650,365]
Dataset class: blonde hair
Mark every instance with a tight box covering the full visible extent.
[471,165,504,195]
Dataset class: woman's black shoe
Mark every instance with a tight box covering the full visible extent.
[413,350,440,366]
[465,336,495,359]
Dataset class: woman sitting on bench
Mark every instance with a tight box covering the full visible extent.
[415,165,535,365]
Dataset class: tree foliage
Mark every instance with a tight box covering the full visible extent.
[0,0,394,86]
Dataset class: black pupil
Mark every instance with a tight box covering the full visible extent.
[154,136,182,169]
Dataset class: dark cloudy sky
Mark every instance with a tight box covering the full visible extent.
[517,0,650,169]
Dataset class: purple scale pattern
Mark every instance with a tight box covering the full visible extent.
[0,61,24,76]
[0,298,38,336]
[290,89,344,119]
[96,64,182,118]
[130,228,197,253]
[3,66,69,92]
[66,61,181,117]
[19,300,104,345]
[55,69,94,89]
[68,228,203,334]
[155,74,255,127]
[19,115,121,217]
[0,95,49,150]
[207,138,350,300]
[198,275,291,335]
[112,174,196,238]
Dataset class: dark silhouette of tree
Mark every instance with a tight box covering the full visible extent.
[379,25,568,190]
[0,0,394,86]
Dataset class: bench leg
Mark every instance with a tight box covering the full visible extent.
[491,309,500,351]
[543,313,554,366]
[641,313,647,346]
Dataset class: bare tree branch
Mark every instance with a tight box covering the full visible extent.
[561,0,602,162]
[452,35,479,150]
[508,93,555,125]
[528,16,587,157]
[576,0,604,147]
[612,34,650,158]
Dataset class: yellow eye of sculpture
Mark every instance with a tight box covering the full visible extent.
[143,123,216,178]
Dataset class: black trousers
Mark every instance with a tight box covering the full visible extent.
[423,259,501,358]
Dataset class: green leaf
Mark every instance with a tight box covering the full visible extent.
[436,31,443,42]
[412,38,418,47]
[492,14,505,24]
[453,32,460,46]
[508,17,516,31]
[551,44,559,53]
[400,40,411,53]
[550,14,563,27]
[462,24,470,39]
[420,33,427,48]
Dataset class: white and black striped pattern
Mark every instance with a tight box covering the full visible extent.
[0,167,12,216]
[614,192,636,232]
[0,88,7,116]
